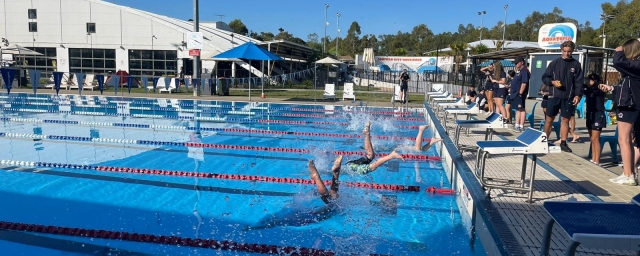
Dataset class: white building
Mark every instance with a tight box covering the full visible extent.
[0,0,312,79]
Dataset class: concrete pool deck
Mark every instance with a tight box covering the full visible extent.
[7,88,640,255]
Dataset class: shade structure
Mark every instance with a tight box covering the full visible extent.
[212,42,283,61]
[479,59,515,67]
[212,42,283,101]
[0,44,43,56]
[315,57,343,65]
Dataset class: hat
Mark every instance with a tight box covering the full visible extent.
[514,56,525,64]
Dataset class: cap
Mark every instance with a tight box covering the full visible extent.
[514,56,525,64]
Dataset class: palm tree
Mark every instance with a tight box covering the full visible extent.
[492,40,511,51]
[469,43,490,55]
[448,42,467,75]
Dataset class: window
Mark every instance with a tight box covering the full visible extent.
[69,48,116,74]
[28,9,37,19]
[23,47,57,78]
[86,23,96,34]
[128,49,178,77]
[28,22,37,32]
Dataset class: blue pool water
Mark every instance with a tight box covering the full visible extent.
[0,93,485,255]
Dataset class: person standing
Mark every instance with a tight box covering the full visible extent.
[509,56,530,132]
[599,39,640,186]
[399,69,410,103]
[480,65,495,114]
[583,74,607,165]
[541,41,584,152]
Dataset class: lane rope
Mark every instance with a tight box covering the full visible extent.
[0,132,442,162]
[0,160,460,194]
[0,117,430,143]
[0,221,393,256]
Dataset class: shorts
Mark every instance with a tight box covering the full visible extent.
[545,97,576,118]
[484,83,493,92]
[586,111,606,131]
[400,83,408,92]
[541,95,549,109]
[505,96,511,104]
[510,95,526,110]
[347,162,372,174]
[494,88,508,99]
[616,107,640,147]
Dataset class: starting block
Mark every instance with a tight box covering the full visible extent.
[434,97,466,114]
[442,102,480,130]
[454,112,505,152]
[474,128,561,203]
[428,92,451,102]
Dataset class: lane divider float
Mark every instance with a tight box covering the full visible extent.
[0,221,393,256]
[0,160,460,194]
[0,117,431,143]
[0,132,442,162]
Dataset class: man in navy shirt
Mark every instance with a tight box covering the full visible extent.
[509,56,530,132]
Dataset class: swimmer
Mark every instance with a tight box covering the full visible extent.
[308,156,343,204]
[346,121,405,174]
[412,125,444,152]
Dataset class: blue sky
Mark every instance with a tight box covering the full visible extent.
[113,0,608,39]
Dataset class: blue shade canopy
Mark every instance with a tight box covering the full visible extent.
[417,65,444,73]
[212,42,283,61]
[479,60,515,67]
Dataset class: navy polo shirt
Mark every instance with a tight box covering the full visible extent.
[510,67,530,99]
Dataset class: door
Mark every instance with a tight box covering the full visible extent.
[528,53,579,98]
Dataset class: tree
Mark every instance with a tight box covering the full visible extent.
[448,42,467,76]
[228,19,248,36]
[469,43,490,55]
[343,21,362,57]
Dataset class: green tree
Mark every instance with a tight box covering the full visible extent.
[343,21,362,57]
[228,19,248,36]
[448,42,467,76]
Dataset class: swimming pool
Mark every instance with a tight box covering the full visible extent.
[0,93,485,255]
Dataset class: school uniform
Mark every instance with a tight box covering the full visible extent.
[483,72,494,92]
[611,51,640,145]
[493,70,508,99]
[510,67,530,110]
[584,85,606,131]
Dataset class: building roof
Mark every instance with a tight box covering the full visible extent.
[257,40,315,62]
[469,47,545,60]
[433,40,541,53]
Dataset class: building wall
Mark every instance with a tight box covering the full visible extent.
[1,0,258,76]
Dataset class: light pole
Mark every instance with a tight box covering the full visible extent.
[324,4,329,55]
[478,11,486,41]
[193,0,200,96]
[336,12,341,57]
[600,13,614,48]
[502,5,508,50]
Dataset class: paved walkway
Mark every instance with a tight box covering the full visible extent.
[432,100,639,255]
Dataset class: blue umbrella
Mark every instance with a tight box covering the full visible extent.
[212,42,283,101]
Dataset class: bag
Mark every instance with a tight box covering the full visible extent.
[615,76,634,108]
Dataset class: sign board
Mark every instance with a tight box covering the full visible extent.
[189,49,201,57]
[374,56,453,72]
[537,23,578,49]
[536,60,542,68]
[187,32,204,50]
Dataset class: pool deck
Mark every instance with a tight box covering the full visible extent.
[7,89,640,255]
[433,99,640,256]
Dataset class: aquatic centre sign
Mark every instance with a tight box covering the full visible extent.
[537,23,578,50]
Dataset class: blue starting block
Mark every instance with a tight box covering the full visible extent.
[454,112,506,152]
[442,102,480,129]
[428,92,452,102]
[474,128,561,203]
[540,193,640,256]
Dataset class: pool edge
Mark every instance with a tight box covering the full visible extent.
[424,102,525,256]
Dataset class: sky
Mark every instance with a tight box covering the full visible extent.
[110,0,609,40]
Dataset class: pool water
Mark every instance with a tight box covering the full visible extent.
[0,93,485,255]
